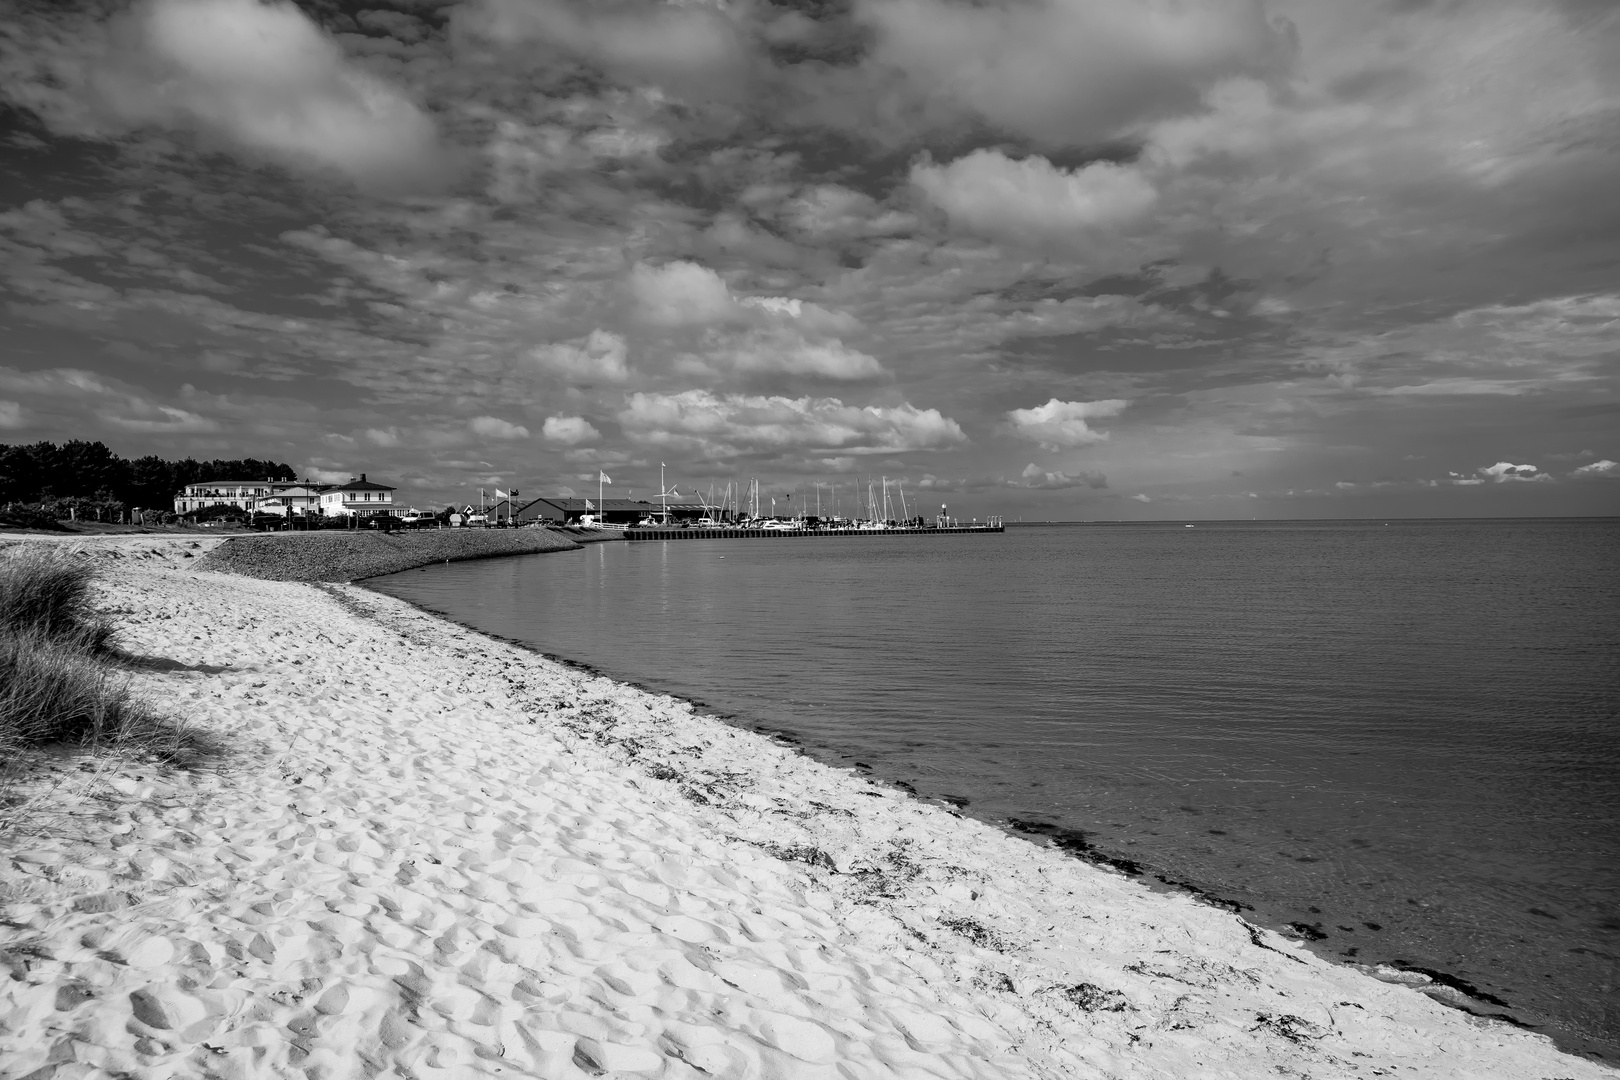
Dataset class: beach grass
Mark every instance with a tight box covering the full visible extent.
[0,544,114,652]
[0,630,156,751]
[0,547,202,779]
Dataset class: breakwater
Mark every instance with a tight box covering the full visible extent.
[195,527,580,581]
[624,524,1003,542]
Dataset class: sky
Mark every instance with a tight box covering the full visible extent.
[1,0,1617,520]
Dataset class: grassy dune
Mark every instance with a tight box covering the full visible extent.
[0,547,200,783]
[194,527,581,582]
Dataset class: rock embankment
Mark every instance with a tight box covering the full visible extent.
[194,528,580,581]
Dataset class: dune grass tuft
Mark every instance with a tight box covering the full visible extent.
[0,545,114,653]
[0,547,202,770]
[0,631,157,751]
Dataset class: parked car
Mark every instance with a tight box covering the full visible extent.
[400,509,436,528]
[464,513,489,526]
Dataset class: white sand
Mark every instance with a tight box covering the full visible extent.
[1,541,1611,1079]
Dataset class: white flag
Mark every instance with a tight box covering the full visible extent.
[599,471,612,484]
[585,499,594,510]
[495,488,509,498]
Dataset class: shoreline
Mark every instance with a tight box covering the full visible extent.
[363,572,1593,1056]
[0,540,1613,1077]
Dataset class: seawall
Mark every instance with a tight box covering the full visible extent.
[194,527,581,582]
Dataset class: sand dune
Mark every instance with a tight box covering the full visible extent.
[0,544,1610,1078]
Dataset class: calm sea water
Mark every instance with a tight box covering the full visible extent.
[370,519,1620,1059]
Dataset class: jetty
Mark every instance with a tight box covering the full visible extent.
[624,523,1003,542]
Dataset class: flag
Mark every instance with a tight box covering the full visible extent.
[585,499,594,510]
[599,471,611,484]
[495,488,509,498]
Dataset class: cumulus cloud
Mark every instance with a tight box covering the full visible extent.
[1571,459,1617,476]
[737,295,862,337]
[854,0,1287,145]
[617,390,965,457]
[365,427,399,447]
[913,150,1157,244]
[458,0,749,92]
[1007,398,1128,450]
[68,0,449,190]
[1130,493,1152,502]
[542,415,601,445]
[629,262,866,340]
[779,185,916,240]
[696,331,885,381]
[629,260,739,327]
[0,401,23,430]
[0,366,227,434]
[627,263,879,379]
[105,405,218,434]
[1477,461,1550,483]
[471,416,531,440]
[531,330,631,384]
[1020,463,1107,490]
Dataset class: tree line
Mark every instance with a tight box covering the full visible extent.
[0,441,298,511]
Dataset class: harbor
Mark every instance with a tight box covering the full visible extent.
[622,522,1003,541]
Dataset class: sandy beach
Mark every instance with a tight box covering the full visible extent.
[0,537,1610,1079]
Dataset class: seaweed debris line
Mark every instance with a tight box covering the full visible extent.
[0,540,1611,1078]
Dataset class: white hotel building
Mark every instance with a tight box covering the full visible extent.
[316,475,397,517]
[173,480,299,514]
[174,475,397,518]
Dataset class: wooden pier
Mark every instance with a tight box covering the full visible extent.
[623,524,1003,542]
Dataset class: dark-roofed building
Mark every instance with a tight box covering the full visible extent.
[515,496,712,525]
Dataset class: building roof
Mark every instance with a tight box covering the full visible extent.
[524,497,651,512]
[183,479,297,489]
[330,473,394,492]
[521,496,709,514]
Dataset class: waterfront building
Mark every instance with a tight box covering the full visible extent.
[318,474,397,518]
[514,496,711,525]
[173,479,305,514]
[254,484,327,517]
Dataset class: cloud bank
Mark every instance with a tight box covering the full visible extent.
[36,0,451,190]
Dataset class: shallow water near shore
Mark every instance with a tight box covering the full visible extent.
[371,517,1620,1060]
